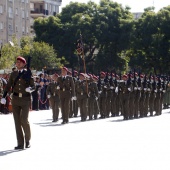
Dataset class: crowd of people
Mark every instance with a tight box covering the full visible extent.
[1,56,170,150]
[1,66,170,122]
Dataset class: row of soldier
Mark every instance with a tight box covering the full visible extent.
[46,66,170,123]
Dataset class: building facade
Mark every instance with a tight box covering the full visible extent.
[0,0,30,44]
[0,0,62,44]
[30,0,62,34]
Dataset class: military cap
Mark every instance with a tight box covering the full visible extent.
[79,73,85,78]
[122,74,128,78]
[93,75,98,80]
[100,71,106,76]
[74,70,78,74]
[140,74,144,78]
[17,56,26,64]
[67,70,72,75]
[62,66,68,72]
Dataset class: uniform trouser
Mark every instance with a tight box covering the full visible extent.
[88,98,95,119]
[144,93,150,116]
[50,98,59,121]
[121,94,130,119]
[160,92,164,115]
[111,94,117,116]
[60,97,70,122]
[149,92,156,116]
[69,100,78,117]
[129,94,135,118]
[134,92,140,118]
[139,92,146,117]
[154,92,161,115]
[78,98,88,120]
[106,96,112,117]
[99,97,107,118]
[12,96,31,146]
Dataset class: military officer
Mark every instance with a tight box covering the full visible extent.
[72,70,79,117]
[46,73,60,122]
[149,76,156,116]
[98,71,110,118]
[1,56,35,150]
[88,75,99,120]
[75,73,89,121]
[57,67,75,124]
[119,74,132,120]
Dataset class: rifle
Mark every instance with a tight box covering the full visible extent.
[104,71,109,83]
[109,70,113,87]
[97,72,101,91]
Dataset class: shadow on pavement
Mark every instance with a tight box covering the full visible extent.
[0,149,24,156]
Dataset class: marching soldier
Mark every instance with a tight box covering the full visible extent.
[72,70,79,117]
[98,71,110,119]
[46,73,60,122]
[1,56,35,149]
[139,74,146,118]
[129,73,138,119]
[106,73,112,118]
[88,75,99,120]
[57,67,76,124]
[119,74,132,120]
[154,76,162,116]
[149,76,157,116]
[75,73,89,121]
[110,73,117,117]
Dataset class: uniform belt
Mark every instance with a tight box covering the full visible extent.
[13,92,30,97]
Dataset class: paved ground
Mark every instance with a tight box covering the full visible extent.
[0,108,170,170]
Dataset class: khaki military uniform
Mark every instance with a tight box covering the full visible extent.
[129,79,138,119]
[46,81,60,121]
[4,70,35,147]
[75,80,88,121]
[69,77,79,118]
[98,79,110,118]
[149,81,156,116]
[57,76,75,123]
[88,81,99,120]
[154,81,162,115]
[119,80,131,120]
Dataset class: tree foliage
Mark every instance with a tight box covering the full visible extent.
[32,2,170,74]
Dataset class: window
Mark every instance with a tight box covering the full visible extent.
[26,11,29,18]
[49,4,51,12]
[22,10,24,18]
[26,27,29,34]
[53,6,56,12]
[16,8,18,15]
[22,26,25,33]
[45,3,48,10]
[8,7,13,18]
[0,22,3,29]
[0,5,3,14]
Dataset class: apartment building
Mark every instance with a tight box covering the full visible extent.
[0,0,30,44]
[0,0,62,44]
[30,0,62,34]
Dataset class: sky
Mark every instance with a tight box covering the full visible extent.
[60,0,170,13]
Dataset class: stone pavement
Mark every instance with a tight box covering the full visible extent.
[0,108,170,170]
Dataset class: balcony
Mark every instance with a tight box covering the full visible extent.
[30,0,62,6]
[30,8,49,18]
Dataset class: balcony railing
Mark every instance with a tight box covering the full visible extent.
[31,8,49,15]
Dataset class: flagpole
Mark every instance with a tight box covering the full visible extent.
[78,33,89,96]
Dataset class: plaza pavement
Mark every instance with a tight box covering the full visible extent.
[0,108,170,170]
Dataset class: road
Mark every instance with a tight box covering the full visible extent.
[0,108,170,170]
